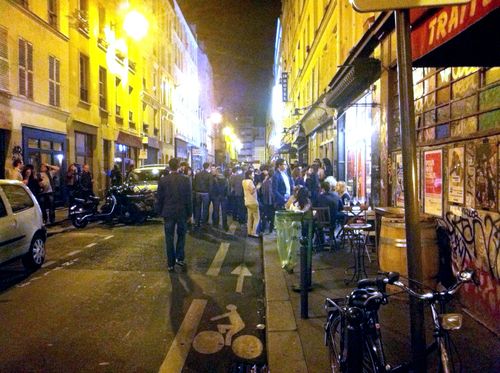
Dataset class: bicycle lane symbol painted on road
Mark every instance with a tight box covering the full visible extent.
[192,304,263,360]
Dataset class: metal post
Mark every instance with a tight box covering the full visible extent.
[307,218,313,289]
[300,236,308,319]
[394,9,426,372]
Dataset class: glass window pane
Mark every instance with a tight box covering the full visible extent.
[437,68,451,87]
[436,124,449,139]
[28,138,39,148]
[451,96,476,120]
[479,84,500,112]
[436,87,450,105]
[424,110,436,127]
[2,184,34,212]
[452,73,479,100]
[41,153,50,165]
[75,133,85,154]
[479,109,500,131]
[53,142,63,151]
[423,93,435,110]
[437,105,450,123]
[414,81,424,99]
[426,76,436,93]
[415,98,423,114]
[452,117,477,137]
[484,67,500,85]
[424,127,434,142]
[40,140,51,150]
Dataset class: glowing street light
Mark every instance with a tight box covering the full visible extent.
[223,126,233,136]
[210,112,223,125]
[123,10,149,41]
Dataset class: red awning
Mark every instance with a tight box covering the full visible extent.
[116,131,142,148]
[411,1,499,66]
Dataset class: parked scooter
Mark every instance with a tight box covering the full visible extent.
[69,184,156,228]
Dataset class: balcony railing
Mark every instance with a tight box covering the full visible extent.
[115,105,121,117]
[75,9,89,35]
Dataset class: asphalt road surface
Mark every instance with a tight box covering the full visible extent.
[0,219,266,372]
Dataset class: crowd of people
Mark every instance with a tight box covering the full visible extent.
[4,159,94,225]
[158,157,352,238]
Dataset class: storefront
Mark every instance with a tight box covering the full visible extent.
[115,131,141,175]
[175,137,189,163]
[22,126,66,204]
[143,136,160,165]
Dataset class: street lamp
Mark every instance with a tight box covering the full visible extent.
[123,10,149,41]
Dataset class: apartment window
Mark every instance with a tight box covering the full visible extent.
[48,56,60,106]
[115,77,122,117]
[15,0,28,7]
[98,6,106,35]
[0,27,8,91]
[48,0,58,28]
[79,53,89,102]
[18,38,33,99]
[98,66,107,110]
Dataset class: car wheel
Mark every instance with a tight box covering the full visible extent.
[22,234,46,270]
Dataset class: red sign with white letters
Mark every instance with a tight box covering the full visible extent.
[411,0,499,61]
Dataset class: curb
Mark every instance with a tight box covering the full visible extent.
[263,234,308,373]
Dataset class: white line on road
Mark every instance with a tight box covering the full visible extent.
[66,250,81,257]
[85,242,97,248]
[228,222,237,234]
[103,235,114,240]
[158,299,207,373]
[206,242,230,276]
[42,260,56,268]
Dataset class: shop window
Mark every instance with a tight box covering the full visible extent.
[28,138,39,148]
[40,140,51,150]
[53,142,62,152]
[75,132,93,166]
[452,73,479,100]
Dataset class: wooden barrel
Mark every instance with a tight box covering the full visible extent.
[379,217,439,288]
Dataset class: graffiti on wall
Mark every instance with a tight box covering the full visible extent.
[438,208,500,330]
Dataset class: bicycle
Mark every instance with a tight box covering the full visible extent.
[324,269,479,372]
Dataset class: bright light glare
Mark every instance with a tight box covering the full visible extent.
[210,112,222,124]
[123,11,149,41]
[223,127,233,136]
[152,169,159,175]
[56,154,64,163]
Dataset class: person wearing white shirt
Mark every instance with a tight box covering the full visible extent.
[242,169,260,237]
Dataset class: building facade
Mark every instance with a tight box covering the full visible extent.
[1,0,214,195]
[270,0,499,333]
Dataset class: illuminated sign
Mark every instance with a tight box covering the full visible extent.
[350,0,470,12]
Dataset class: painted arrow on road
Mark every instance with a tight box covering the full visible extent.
[231,264,252,293]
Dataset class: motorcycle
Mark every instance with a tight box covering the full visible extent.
[69,184,156,228]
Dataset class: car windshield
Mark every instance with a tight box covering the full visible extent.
[127,169,162,184]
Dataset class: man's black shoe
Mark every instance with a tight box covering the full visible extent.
[168,266,175,272]
[176,260,185,267]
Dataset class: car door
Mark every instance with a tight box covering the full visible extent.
[0,184,36,259]
[0,187,23,264]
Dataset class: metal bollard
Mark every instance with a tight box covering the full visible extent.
[300,216,314,319]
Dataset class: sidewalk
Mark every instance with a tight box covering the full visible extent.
[263,233,500,373]
[46,207,73,236]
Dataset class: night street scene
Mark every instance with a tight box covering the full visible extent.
[0,0,499,372]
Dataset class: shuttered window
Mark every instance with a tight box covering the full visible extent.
[79,53,89,102]
[48,0,58,28]
[0,26,8,91]
[98,66,107,110]
[18,38,33,99]
[49,55,60,107]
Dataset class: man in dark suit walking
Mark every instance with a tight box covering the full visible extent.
[272,158,294,210]
[157,158,193,272]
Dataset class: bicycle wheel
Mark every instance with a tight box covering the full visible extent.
[326,314,343,372]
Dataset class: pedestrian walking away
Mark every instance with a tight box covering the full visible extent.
[193,162,212,228]
[156,158,193,272]
[242,169,260,237]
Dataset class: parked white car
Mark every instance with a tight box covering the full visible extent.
[0,180,46,270]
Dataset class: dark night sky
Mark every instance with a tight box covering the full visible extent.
[177,0,282,125]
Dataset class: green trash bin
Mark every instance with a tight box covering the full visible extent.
[275,210,304,272]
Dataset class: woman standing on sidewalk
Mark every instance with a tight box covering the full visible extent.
[242,169,260,237]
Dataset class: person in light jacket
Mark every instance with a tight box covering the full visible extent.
[242,169,260,237]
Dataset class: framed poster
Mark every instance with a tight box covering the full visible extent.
[395,152,405,207]
[475,142,497,211]
[424,149,443,216]
[448,147,465,204]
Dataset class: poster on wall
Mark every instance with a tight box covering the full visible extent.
[424,149,443,216]
[448,147,465,204]
[395,152,404,207]
[475,142,497,210]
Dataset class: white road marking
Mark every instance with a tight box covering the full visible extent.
[103,235,114,240]
[231,264,252,293]
[42,260,56,268]
[85,242,97,248]
[206,242,230,276]
[228,222,237,234]
[16,282,31,288]
[66,250,81,257]
[158,299,207,373]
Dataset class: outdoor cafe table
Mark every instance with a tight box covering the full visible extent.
[344,222,372,284]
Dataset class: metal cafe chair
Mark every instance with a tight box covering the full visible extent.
[312,207,337,251]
